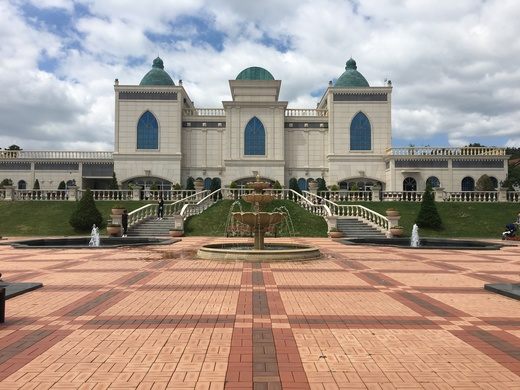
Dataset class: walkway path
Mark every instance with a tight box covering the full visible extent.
[0,237,519,389]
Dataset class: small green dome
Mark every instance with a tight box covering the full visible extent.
[236,66,274,81]
[139,57,175,86]
[334,58,369,88]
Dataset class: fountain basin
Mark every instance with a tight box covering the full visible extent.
[197,243,321,261]
[241,193,275,205]
[343,237,503,250]
[232,212,285,229]
[10,237,179,249]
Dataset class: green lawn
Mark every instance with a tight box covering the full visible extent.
[341,201,520,238]
[1,199,518,238]
[0,201,148,236]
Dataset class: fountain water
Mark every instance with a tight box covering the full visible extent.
[89,225,100,247]
[198,175,320,261]
[411,224,420,247]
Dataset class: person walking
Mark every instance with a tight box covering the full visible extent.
[121,209,128,237]
[157,197,164,220]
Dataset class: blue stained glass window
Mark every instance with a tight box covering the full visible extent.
[244,117,265,155]
[137,111,159,149]
[350,112,371,150]
[204,177,212,190]
[297,178,307,191]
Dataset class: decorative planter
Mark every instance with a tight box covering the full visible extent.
[385,209,400,217]
[389,227,404,237]
[308,180,318,191]
[328,231,343,238]
[169,230,183,237]
[107,225,122,237]
[111,208,125,215]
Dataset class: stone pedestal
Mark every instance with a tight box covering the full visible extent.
[67,186,78,201]
[194,180,204,200]
[498,187,508,202]
[132,186,142,200]
[3,186,14,201]
[173,215,184,230]
[326,216,338,231]
[308,180,318,196]
[387,215,401,228]
[434,187,445,202]
[371,185,381,202]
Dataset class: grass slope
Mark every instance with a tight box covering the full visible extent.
[345,202,520,238]
[184,199,328,237]
[0,201,146,236]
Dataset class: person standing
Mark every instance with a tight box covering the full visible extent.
[157,197,164,220]
[121,209,128,237]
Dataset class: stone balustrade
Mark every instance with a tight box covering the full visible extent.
[386,147,506,156]
[285,109,328,117]
[0,150,113,160]
[182,108,225,116]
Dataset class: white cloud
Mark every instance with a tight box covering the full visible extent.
[1,0,520,151]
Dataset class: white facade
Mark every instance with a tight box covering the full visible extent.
[0,59,509,192]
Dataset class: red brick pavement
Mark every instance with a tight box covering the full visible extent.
[0,237,519,389]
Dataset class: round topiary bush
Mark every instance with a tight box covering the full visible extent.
[69,188,104,232]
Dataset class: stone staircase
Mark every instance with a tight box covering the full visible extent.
[336,218,386,238]
[128,216,175,237]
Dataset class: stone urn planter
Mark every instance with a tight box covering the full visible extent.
[389,226,404,237]
[308,180,318,191]
[194,179,204,192]
[106,224,122,237]
[328,229,343,238]
[111,206,125,215]
[385,209,400,217]
[169,229,183,237]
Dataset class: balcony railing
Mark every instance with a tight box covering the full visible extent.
[387,147,506,156]
[285,109,328,117]
[182,108,225,116]
[0,150,113,160]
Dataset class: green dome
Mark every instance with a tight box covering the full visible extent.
[236,66,274,81]
[139,57,175,86]
[334,58,369,88]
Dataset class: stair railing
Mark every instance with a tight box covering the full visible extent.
[127,190,208,228]
[302,191,389,231]
[180,189,221,218]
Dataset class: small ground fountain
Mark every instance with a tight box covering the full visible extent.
[410,224,420,247]
[198,176,320,261]
[89,225,100,247]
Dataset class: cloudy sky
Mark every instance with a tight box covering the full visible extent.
[1,0,520,151]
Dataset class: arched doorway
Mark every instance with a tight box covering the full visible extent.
[461,177,475,191]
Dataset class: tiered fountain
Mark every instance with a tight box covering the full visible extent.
[197,176,320,261]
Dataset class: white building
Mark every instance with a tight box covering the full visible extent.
[0,57,509,193]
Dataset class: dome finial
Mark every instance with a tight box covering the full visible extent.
[345,58,357,70]
[152,57,164,69]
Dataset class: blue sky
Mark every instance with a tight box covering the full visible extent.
[1,0,520,150]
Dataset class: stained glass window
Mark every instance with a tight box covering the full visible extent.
[137,111,159,150]
[244,117,265,155]
[350,112,371,150]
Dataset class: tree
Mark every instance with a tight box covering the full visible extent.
[415,183,443,230]
[5,145,22,150]
[186,177,195,191]
[109,172,119,190]
[316,178,327,194]
[289,178,301,199]
[272,180,282,189]
[69,188,104,232]
[58,181,66,190]
[503,165,520,190]
[33,179,40,190]
[476,174,495,191]
[0,178,13,188]
[210,177,222,200]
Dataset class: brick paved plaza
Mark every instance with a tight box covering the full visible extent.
[0,237,519,389]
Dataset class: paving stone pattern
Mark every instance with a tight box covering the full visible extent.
[0,237,519,389]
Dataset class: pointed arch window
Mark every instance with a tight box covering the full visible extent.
[137,111,158,150]
[244,117,265,155]
[350,112,371,150]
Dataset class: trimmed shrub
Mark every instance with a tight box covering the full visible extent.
[415,183,443,230]
[58,181,66,190]
[273,180,282,189]
[173,183,182,190]
[69,188,104,232]
[0,178,13,188]
[186,177,195,191]
[33,179,40,190]
[289,178,300,200]
[317,178,327,193]
[210,177,223,200]
[476,174,495,191]
[109,172,119,190]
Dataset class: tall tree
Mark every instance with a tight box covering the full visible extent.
[415,183,443,230]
